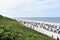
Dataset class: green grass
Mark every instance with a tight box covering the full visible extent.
[0,15,54,40]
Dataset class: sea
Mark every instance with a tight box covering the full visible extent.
[16,17,60,23]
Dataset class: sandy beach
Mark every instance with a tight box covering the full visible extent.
[18,19,60,26]
[17,19,60,40]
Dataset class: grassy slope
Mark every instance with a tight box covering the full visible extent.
[0,16,54,40]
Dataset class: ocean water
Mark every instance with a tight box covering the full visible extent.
[16,17,60,23]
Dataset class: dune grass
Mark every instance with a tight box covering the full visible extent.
[0,15,54,40]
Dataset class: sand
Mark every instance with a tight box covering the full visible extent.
[17,19,60,40]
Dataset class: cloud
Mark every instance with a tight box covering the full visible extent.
[32,0,60,10]
[11,0,60,11]
[0,0,60,10]
[0,0,60,17]
[0,0,32,10]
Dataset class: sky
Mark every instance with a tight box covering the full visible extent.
[0,0,60,18]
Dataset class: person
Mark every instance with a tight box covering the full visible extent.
[57,37,59,40]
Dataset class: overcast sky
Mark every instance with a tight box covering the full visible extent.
[0,0,60,18]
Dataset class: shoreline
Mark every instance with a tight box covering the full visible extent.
[18,19,60,26]
[17,19,60,40]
